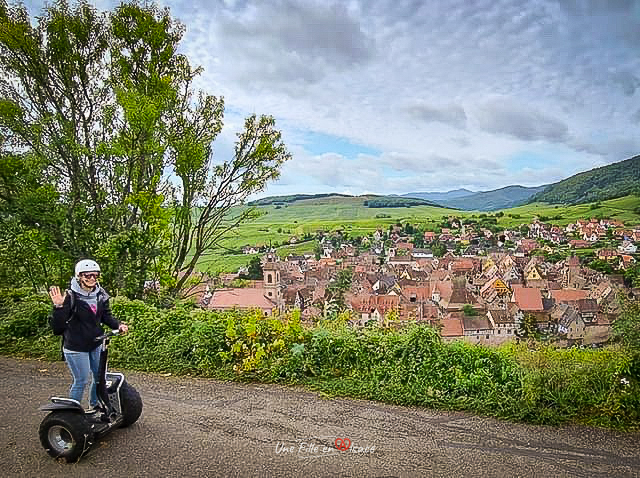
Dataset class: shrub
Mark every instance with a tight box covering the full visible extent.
[1,289,638,430]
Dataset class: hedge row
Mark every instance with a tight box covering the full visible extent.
[0,288,638,430]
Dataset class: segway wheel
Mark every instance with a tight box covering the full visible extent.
[39,411,93,462]
[119,381,143,428]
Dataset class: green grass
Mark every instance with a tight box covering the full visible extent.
[194,195,640,274]
[499,196,640,227]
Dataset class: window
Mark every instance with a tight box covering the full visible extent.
[268,291,272,297]
[267,274,273,284]
[486,335,489,339]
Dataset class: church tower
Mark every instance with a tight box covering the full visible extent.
[263,253,282,310]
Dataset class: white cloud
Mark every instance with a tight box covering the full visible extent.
[406,102,467,128]
[472,96,569,143]
[22,0,640,196]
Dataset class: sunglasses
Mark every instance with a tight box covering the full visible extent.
[81,273,100,280]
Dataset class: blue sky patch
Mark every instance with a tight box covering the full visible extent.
[300,131,381,159]
[506,152,555,173]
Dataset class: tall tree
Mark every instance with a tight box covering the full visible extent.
[0,1,289,297]
[324,267,353,313]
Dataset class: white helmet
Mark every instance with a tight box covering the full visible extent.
[75,259,101,277]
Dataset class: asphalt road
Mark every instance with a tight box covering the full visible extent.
[1,356,639,478]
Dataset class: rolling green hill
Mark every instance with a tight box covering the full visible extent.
[195,194,640,274]
[248,193,354,206]
[250,193,443,208]
[530,154,640,205]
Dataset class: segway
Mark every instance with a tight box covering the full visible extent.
[39,330,143,462]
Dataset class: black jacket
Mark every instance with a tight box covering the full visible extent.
[51,290,120,352]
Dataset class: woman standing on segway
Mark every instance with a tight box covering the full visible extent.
[49,260,128,411]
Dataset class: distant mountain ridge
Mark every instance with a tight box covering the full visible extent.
[400,188,475,202]
[441,185,548,211]
[250,154,640,211]
[529,154,640,205]
[402,185,547,211]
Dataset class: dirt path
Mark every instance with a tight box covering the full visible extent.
[1,356,638,477]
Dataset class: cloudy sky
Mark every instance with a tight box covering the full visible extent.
[27,0,640,197]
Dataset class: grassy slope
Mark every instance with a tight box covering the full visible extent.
[196,195,640,274]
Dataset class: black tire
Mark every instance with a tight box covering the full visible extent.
[39,411,93,463]
[119,381,142,427]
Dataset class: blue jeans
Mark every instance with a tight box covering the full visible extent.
[63,346,102,407]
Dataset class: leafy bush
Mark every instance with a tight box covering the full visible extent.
[0,288,50,339]
[1,289,638,430]
[506,344,640,427]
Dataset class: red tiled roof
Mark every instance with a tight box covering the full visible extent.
[461,316,492,331]
[511,285,544,311]
[550,289,589,303]
[422,304,439,319]
[402,285,432,302]
[349,294,399,314]
[209,288,275,310]
[431,280,453,300]
[430,270,451,281]
[441,318,463,337]
[450,258,475,271]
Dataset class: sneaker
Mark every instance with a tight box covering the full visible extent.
[85,405,99,414]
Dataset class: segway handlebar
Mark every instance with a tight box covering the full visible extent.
[94,329,120,342]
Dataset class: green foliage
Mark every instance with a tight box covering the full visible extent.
[2,289,638,430]
[0,288,50,339]
[507,344,640,428]
[324,268,353,312]
[530,155,640,205]
[430,240,447,257]
[588,259,615,275]
[516,314,540,340]
[0,1,289,298]
[365,197,440,208]
[248,193,352,206]
[623,263,640,288]
[462,304,477,316]
[612,295,640,352]
[544,251,567,264]
[240,256,263,280]
[412,232,424,248]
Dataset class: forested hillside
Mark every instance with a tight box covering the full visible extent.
[530,155,640,205]
[364,197,443,208]
[249,193,354,206]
